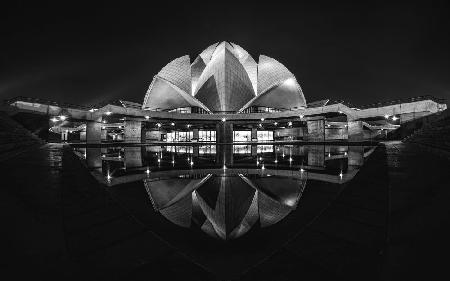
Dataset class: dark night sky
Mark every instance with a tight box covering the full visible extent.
[1,1,450,107]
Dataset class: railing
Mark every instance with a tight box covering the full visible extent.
[358,95,446,110]
[5,96,91,111]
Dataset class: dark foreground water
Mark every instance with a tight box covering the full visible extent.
[65,144,387,280]
[4,142,450,281]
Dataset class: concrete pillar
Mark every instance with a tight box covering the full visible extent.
[86,148,102,168]
[216,122,233,143]
[80,131,86,141]
[101,128,107,141]
[348,146,364,168]
[141,128,147,143]
[124,120,142,143]
[193,146,199,157]
[307,145,325,167]
[251,128,257,142]
[124,147,143,168]
[306,119,325,141]
[193,129,199,141]
[86,121,102,144]
[216,144,233,166]
[251,145,257,156]
[348,121,364,142]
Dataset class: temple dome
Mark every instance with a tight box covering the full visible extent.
[142,41,306,113]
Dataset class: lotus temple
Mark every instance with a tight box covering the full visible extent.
[5,41,447,144]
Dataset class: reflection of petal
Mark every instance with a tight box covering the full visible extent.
[194,175,256,239]
[240,174,307,228]
[144,174,211,210]
[229,192,259,239]
[258,191,293,228]
[160,195,192,228]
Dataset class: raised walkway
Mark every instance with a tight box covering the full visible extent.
[7,96,446,122]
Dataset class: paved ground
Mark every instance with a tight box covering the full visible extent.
[1,142,449,280]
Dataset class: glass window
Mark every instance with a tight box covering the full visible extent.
[199,130,215,142]
[257,131,273,141]
[233,145,251,154]
[257,145,274,153]
[233,131,251,142]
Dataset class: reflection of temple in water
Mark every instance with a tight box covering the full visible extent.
[144,173,306,240]
[74,144,375,239]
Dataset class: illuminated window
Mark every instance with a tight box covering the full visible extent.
[199,145,216,154]
[199,130,216,142]
[257,145,274,153]
[233,145,251,154]
[166,131,194,142]
[257,131,274,141]
[233,131,251,142]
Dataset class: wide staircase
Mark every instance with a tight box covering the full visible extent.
[0,111,46,160]
[403,109,450,154]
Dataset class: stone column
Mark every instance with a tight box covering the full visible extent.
[348,146,364,167]
[305,119,325,141]
[193,128,199,141]
[101,128,107,141]
[86,147,102,168]
[124,147,143,168]
[193,146,199,157]
[251,128,257,142]
[216,122,233,143]
[141,128,147,143]
[86,121,102,144]
[216,144,234,166]
[251,145,257,156]
[348,121,364,142]
[307,145,325,167]
[124,120,142,143]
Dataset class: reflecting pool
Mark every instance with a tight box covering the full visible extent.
[72,144,376,240]
[65,143,390,279]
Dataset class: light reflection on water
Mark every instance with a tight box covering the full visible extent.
[73,144,375,240]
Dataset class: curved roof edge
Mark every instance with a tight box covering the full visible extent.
[157,55,192,96]
[257,55,295,95]
[238,77,306,112]
[142,76,212,113]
